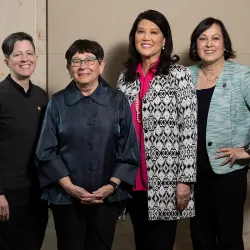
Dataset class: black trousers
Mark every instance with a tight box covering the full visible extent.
[190,167,248,250]
[128,191,177,250]
[51,201,121,250]
[0,188,48,250]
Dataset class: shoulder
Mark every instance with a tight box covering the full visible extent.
[188,64,200,74]
[157,64,192,81]
[0,77,11,91]
[50,88,65,102]
[32,84,47,97]
[224,61,250,74]
[116,71,130,92]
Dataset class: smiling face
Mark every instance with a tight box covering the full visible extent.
[135,19,165,62]
[67,52,105,90]
[4,40,37,80]
[196,23,225,65]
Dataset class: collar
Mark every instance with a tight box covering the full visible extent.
[136,57,159,76]
[64,76,111,106]
[7,74,33,98]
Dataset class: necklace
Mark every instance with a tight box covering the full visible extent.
[201,62,224,84]
[135,95,141,123]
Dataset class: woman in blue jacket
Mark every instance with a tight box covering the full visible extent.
[189,17,250,250]
[36,39,139,250]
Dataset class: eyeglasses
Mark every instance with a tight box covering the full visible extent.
[70,57,97,67]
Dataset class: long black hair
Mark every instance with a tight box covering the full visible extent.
[124,10,179,82]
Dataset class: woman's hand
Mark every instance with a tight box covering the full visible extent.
[0,195,9,221]
[216,147,250,167]
[176,183,190,211]
[58,177,103,205]
[91,185,115,201]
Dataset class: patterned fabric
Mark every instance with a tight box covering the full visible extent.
[117,64,197,220]
[189,61,250,174]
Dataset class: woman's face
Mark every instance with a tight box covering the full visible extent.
[4,40,37,80]
[135,19,165,62]
[67,52,105,88]
[196,23,225,65]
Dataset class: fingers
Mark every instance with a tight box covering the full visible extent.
[217,148,232,153]
[0,205,10,222]
[220,156,231,166]
[81,199,103,205]
[176,196,190,211]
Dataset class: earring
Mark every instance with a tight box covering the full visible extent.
[224,50,229,55]
[162,46,165,50]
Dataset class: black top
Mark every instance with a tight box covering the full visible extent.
[196,86,215,177]
[36,77,140,204]
[0,75,47,194]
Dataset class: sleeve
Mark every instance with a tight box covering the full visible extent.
[0,177,4,195]
[176,68,197,183]
[0,102,4,195]
[36,97,69,187]
[111,93,140,185]
[241,67,250,107]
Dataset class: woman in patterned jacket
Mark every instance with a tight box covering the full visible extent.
[117,9,197,250]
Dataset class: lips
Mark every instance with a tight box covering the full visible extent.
[20,65,30,68]
[204,50,215,53]
[141,44,152,48]
[78,73,90,76]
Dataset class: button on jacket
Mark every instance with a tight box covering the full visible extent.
[36,77,140,204]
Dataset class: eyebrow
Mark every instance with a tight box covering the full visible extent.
[72,56,95,60]
[200,33,221,37]
[137,27,160,31]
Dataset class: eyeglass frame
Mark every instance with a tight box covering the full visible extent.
[69,56,98,67]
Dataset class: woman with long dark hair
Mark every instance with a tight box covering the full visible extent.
[117,9,197,250]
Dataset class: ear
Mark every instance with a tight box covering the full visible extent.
[99,60,106,75]
[4,58,10,68]
[162,38,166,47]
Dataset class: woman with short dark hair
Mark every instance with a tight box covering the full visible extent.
[36,39,139,250]
[189,17,250,250]
[117,10,197,250]
[0,32,48,250]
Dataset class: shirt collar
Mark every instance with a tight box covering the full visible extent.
[64,76,111,106]
[7,74,33,98]
[136,57,159,76]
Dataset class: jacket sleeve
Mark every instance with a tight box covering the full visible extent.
[241,67,250,107]
[0,176,4,195]
[36,97,69,187]
[176,68,197,183]
[111,93,140,185]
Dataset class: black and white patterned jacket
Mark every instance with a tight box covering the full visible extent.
[117,64,197,220]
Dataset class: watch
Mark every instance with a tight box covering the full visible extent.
[244,144,250,155]
[108,181,119,190]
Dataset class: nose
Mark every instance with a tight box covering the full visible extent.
[79,61,88,69]
[142,31,150,40]
[206,38,213,47]
[20,53,28,61]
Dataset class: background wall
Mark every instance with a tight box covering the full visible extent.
[47,0,250,95]
[0,0,47,90]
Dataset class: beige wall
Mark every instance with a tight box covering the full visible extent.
[0,0,47,90]
[47,0,250,95]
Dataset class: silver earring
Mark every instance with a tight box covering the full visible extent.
[162,46,165,50]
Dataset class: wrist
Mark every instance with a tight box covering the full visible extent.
[243,144,250,155]
[108,181,119,191]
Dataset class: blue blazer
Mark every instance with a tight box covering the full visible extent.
[189,61,250,174]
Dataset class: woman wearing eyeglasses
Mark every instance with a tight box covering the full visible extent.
[36,39,140,250]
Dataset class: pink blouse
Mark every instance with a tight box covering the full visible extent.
[131,62,157,191]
